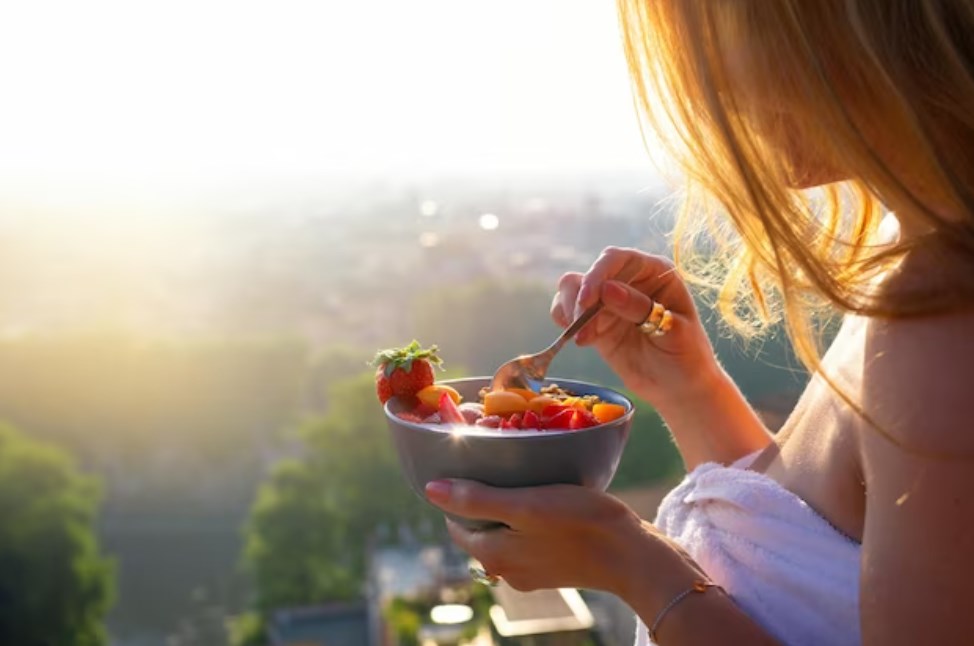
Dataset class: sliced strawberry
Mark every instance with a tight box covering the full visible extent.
[541,404,572,419]
[508,413,522,429]
[521,410,540,430]
[545,408,575,429]
[438,391,466,425]
[569,409,599,430]
[413,402,439,418]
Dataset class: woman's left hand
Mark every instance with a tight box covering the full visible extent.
[424,479,686,597]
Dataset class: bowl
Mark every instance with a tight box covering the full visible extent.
[383,377,634,530]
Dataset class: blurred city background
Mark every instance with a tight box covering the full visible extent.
[0,1,807,645]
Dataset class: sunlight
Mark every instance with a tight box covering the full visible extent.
[0,0,654,206]
[430,604,474,625]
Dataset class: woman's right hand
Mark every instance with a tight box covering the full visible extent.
[551,246,722,411]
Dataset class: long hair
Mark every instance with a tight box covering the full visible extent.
[617,0,974,373]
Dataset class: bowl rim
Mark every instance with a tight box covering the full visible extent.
[382,376,636,439]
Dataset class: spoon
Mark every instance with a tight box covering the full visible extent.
[490,301,604,392]
[490,260,647,392]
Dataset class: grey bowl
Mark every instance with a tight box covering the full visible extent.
[384,377,634,530]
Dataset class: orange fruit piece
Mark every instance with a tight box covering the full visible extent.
[592,403,627,424]
[561,396,590,410]
[484,390,529,417]
[526,395,559,414]
[416,384,461,409]
[505,388,539,402]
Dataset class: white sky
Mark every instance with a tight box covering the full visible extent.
[0,0,657,204]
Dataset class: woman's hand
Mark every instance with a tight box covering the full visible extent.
[554,247,772,468]
[552,247,720,410]
[426,479,782,645]
[424,478,698,599]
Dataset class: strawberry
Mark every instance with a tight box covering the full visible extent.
[438,391,466,425]
[540,404,572,420]
[522,410,541,430]
[372,341,443,404]
[569,409,599,430]
[545,408,575,430]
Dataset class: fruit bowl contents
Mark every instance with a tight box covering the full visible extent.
[376,342,635,530]
[374,341,628,433]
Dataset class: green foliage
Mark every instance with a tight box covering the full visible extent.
[0,333,309,515]
[384,598,423,646]
[610,394,683,489]
[0,424,115,646]
[227,611,266,646]
[243,372,439,613]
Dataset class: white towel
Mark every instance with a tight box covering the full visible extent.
[633,460,861,646]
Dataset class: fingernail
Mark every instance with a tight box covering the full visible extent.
[602,281,628,305]
[425,480,453,503]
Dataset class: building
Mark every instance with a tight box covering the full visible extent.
[267,603,370,646]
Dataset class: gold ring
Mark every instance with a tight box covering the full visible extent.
[638,302,673,337]
[469,565,501,587]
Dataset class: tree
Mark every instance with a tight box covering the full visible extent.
[0,424,114,646]
[243,373,439,616]
[610,393,684,489]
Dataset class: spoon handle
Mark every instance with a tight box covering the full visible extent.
[546,302,603,355]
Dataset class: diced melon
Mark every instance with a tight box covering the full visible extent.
[416,384,462,409]
[592,403,627,424]
[561,396,590,410]
[484,390,529,416]
[505,388,539,402]
[526,395,559,413]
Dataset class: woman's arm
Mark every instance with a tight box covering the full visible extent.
[618,520,782,645]
[647,365,771,471]
[425,480,781,645]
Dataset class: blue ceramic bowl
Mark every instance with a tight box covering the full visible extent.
[384,377,634,530]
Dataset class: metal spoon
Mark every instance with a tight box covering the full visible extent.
[489,300,604,392]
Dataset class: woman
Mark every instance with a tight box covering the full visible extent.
[426,1,974,644]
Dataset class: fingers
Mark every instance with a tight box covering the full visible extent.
[576,247,677,318]
[446,519,516,576]
[425,479,533,526]
[575,247,633,318]
[599,280,659,325]
[551,272,582,328]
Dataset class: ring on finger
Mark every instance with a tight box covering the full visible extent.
[469,565,501,587]
[637,302,673,337]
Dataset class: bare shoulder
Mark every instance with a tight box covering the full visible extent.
[858,309,974,642]
[862,308,974,455]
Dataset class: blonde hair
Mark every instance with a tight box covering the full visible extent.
[617,0,974,371]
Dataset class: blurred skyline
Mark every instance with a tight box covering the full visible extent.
[0,0,663,211]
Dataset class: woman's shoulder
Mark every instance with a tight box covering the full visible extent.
[861,308,974,455]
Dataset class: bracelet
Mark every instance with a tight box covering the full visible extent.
[648,579,724,643]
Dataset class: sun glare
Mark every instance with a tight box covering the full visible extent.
[0,0,654,206]
[478,213,500,231]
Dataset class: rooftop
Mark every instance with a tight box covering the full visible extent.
[267,602,369,646]
[489,585,594,637]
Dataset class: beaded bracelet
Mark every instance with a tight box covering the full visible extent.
[648,579,724,643]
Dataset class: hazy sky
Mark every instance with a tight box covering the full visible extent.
[0,0,658,206]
